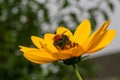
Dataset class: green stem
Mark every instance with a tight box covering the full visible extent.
[72,64,83,80]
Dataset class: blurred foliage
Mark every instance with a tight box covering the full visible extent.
[0,0,118,80]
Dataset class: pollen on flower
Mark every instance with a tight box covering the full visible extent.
[53,34,78,51]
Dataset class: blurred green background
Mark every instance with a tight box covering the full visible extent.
[0,0,118,80]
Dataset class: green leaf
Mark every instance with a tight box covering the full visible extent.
[102,10,109,20]
[62,0,69,8]
[38,4,50,23]
[58,20,67,27]
[70,13,79,25]
[89,16,97,30]
[108,1,114,11]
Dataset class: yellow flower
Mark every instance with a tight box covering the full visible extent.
[19,19,116,64]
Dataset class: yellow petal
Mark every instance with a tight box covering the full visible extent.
[62,46,85,57]
[56,27,74,41]
[19,46,38,53]
[71,46,85,57]
[44,33,55,40]
[44,33,58,52]
[52,52,72,60]
[74,19,91,45]
[82,30,101,51]
[31,36,55,54]
[53,45,85,60]
[23,49,57,64]
[86,30,116,53]
[44,33,55,45]
[31,36,45,49]
[82,20,111,51]
[98,20,110,32]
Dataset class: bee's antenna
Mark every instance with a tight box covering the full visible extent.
[62,30,67,35]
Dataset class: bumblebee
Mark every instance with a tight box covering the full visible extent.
[53,34,72,50]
